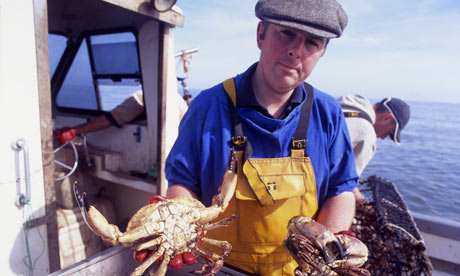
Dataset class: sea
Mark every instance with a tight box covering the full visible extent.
[360,100,460,223]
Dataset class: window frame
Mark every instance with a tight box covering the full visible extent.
[50,27,144,120]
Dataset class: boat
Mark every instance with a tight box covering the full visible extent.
[413,213,460,275]
[1,0,459,275]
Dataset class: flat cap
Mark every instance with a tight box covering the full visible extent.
[255,0,348,38]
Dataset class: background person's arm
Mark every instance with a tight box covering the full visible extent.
[75,115,112,134]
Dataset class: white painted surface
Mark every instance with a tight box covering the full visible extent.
[0,0,49,275]
[138,20,160,173]
[422,232,460,266]
[164,29,181,160]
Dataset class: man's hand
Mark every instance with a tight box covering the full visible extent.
[53,127,77,144]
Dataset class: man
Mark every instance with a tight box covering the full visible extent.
[54,90,188,144]
[338,94,411,201]
[165,0,357,274]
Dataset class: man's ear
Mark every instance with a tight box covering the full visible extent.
[384,112,394,122]
[256,21,264,49]
[321,39,329,57]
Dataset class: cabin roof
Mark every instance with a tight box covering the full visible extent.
[47,0,183,35]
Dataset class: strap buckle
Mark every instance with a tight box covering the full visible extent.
[232,136,247,147]
[292,139,307,150]
[346,111,360,117]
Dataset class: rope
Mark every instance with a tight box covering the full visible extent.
[22,202,46,276]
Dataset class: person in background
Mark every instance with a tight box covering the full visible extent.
[165,0,358,274]
[54,90,188,144]
[337,94,411,201]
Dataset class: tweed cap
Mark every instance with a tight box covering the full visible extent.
[255,0,348,38]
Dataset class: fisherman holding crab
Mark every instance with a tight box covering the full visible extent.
[165,0,358,274]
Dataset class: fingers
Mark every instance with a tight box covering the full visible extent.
[134,250,196,267]
[149,195,168,204]
[182,252,196,265]
[169,254,183,269]
[54,127,77,144]
[335,230,356,238]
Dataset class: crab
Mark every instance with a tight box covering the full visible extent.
[284,216,370,276]
[74,154,238,276]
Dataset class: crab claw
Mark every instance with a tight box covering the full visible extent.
[334,234,368,267]
[328,240,344,263]
[286,216,344,264]
[211,150,237,211]
[73,181,122,245]
[74,181,89,212]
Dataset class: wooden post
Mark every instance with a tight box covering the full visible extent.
[158,22,169,196]
[33,0,61,271]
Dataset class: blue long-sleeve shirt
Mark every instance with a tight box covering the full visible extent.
[165,63,358,207]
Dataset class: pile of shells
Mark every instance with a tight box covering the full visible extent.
[351,201,432,276]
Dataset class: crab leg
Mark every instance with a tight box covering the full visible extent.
[132,246,168,276]
[191,237,233,275]
[136,235,167,251]
[154,254,170,276]
[192,246,225,276]
[203,214,237,231]
[284,233,323,273]
[201,237,232,258]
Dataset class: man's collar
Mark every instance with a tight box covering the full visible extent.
[237,63,304,118]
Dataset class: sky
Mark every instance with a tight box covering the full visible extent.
[173,0,460,104]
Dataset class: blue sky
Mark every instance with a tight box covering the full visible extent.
[174,0,460,103]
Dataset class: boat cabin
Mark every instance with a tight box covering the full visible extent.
[1,0,200,274]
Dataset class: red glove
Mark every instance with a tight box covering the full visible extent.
[149,195,167,204]
[182,252,196,265]
[335,230,356,238]
[133,195,197,267]
[54,127,77,145]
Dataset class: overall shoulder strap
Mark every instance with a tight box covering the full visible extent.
[222,78,253,161]
[291,83,314,157]
[343,111,373,124]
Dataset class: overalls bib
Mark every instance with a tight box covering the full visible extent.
[206,79,319,275]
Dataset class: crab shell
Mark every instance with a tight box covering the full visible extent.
[284,216,370,276]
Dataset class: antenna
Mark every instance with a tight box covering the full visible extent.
[176,48,199,105]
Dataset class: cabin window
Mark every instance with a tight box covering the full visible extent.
[49,34,67,77]
[53,31,143,113]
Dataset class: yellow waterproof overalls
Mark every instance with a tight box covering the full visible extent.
[206,79,319,275]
